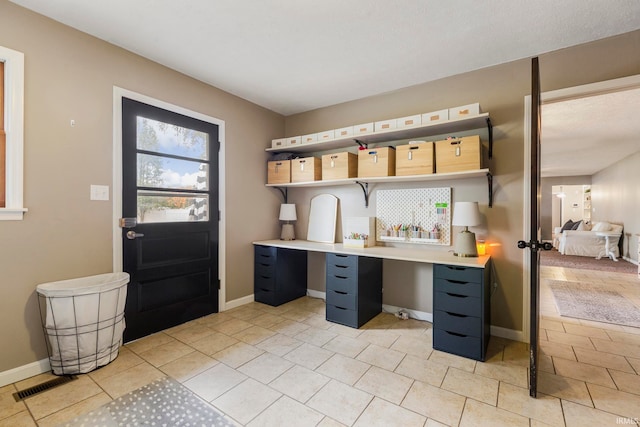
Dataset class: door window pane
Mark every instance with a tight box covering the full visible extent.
[137,191,209,223]
[137,153,208,190]
[136,116,208,160]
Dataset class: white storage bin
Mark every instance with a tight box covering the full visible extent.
[422,109,449,124]
[375,119,397,131]
[318,130,335,142]
[334,126,354,139]
[301,133,318,144]
[353,123,374,135]
[396,114,421,128]
[286,136,302,147]
[36,272,129,375]
[271,138,287,149]
[449,103,481,119]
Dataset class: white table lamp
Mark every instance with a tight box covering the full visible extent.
[452,201,482,257]
[279,204,297,240]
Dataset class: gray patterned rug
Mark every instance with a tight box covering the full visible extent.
[63,377,235,426]
[548,280,640,328]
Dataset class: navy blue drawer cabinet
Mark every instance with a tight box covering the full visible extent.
[433,263,491,361]
[254,245,307,306]
[325,253,382,328]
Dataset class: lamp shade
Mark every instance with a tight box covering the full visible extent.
[452,202,481,227]
[279,204,297,221]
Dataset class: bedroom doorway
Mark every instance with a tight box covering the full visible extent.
[523,74,640,346]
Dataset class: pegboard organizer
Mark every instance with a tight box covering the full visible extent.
[376,188,451,246]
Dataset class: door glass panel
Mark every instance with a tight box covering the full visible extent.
[136,116,208,160]
[137,191,209,223]
[137,153,209,190]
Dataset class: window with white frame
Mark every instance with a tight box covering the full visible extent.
[0,45,26,220]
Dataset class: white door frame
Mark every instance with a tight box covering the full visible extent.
[522,74,640,340]
[112,87,227,312]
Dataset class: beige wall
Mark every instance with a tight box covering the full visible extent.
[540,177,591,241]
[592,150,640,262]
[0,2,283,373]
[1,1,639,375]
[284,30,640,333]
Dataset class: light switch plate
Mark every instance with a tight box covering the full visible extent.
[90,185,109,201]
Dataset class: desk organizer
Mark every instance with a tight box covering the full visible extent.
[343,217,376,248]
[376,188,451,246]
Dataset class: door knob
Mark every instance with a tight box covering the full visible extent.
[126,230,145,240]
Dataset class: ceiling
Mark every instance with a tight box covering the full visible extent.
[541,88,640,178]
[8,0,640,178]
[9,0,640,116]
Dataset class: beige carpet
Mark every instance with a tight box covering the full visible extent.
[540,249,638,274]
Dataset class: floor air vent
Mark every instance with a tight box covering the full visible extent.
[13,375,77,401]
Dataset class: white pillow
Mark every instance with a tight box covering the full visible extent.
[576,221,586,231]
[592,222,611,232]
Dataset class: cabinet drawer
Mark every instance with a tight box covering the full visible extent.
[255,245,277,260]
[327,262,358,281]
[254,274,275,292]
[434,264,482,283]
[433,310,481,337]
[255,262,275,279]
[255,288,277,306]
[433,328,482,361]
[326,304,358,328]
[327,253,358,269]
[434,278,481,298]
[434,291,481,317]
[326,273,357,294]
[326,288,357,310]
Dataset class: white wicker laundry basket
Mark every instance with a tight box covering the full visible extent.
[36,272,129,375]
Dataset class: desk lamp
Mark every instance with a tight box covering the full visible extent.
[452,201,481,257]
[279,204,297,240]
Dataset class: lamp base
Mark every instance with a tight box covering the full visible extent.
[454,230,478,257]
[280,223,295,241]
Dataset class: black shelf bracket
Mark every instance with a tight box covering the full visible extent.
[354,139,368,150]
[486,117,493,159]
[487,172,493,208]
[354,181,370,208]
[273,187,288,203]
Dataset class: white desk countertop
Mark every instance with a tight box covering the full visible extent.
[253,240,491,269]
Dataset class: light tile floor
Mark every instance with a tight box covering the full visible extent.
[1,265,639,426]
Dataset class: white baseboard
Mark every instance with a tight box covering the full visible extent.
[306,289,326,300]
[382,303,433,323]
[309,292,523,341]
[223,294,255,311]
[490,325,524,342]
[223,290,526,342]
[0,358,50,387]
[623,255,639,266]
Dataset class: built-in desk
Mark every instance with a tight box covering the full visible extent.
[252,240,492,361]
[253,240,490,268]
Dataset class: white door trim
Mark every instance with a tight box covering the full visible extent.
[112,87,227,312]
[522,74,640,340]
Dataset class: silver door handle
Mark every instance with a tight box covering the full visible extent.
[126,230,145,240]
